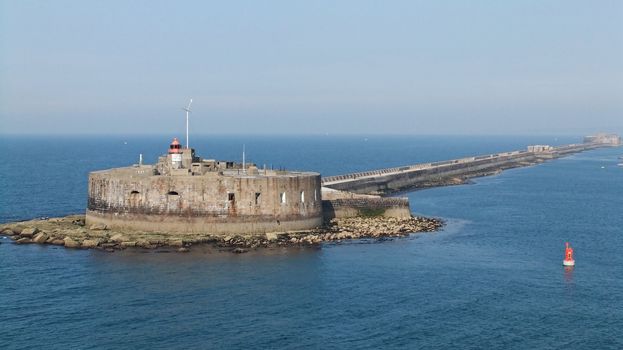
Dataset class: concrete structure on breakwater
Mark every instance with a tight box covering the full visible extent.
[86,138,323,235]
[322,135,621,195]
[321,188,411,219]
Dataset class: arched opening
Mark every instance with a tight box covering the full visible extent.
[129,190,141,207]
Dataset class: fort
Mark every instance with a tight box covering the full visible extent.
[86,138,323,235]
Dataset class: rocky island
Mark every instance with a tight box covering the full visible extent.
[0,214,443,253]
[0,137,443,253]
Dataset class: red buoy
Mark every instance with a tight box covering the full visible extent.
[563,242,575,266]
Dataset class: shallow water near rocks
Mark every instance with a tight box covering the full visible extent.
[1,135,622,349]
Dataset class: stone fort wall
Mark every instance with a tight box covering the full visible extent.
[86,168,323,235]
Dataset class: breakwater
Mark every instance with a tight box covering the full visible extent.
[322,141,618,195]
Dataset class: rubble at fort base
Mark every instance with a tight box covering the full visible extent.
[0,214,443,254]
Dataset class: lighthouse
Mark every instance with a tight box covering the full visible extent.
[169,137,183,169]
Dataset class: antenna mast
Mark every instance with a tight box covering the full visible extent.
[242,144,246,174]
[183,98,193,149]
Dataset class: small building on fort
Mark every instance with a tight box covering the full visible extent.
[86,138,323,235]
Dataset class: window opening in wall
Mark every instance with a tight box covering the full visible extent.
[228,193,235,201]
[300,191,305,203]
[280,192,286,204]
[255,192,261,205]
[129,191,141,206]
[314,189,318,201]
[167,191,179,196]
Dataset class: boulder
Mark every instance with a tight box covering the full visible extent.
[20,227,39,238]
[136,240,155,249]
[232,247,248,254]
[168,240,184,247]
[89,223,107,231]
[177,247,189,253]
[16,237,32,244]
[51,239,65,246]
[32,232,49,244]
[110,234,127,243]
[120,241,136,248]
[0,228,15,236]
[81,239,100,248]
[72,218,85,226]
[64,237,80,248]
[265,232,278,241]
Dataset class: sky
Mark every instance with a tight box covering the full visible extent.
[1,0,622,135]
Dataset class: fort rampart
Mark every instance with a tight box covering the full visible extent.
[86,166,323,235]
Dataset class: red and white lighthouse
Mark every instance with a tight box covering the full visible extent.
[169,137,183,169]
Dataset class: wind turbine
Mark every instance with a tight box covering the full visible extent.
[183,98,193,149]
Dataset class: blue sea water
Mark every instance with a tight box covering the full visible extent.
[0,135,621,349]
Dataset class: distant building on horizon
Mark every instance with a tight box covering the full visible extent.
[583,133,621,146]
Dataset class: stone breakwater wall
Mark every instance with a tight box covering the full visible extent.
[322,143,604,195]
[322,197,411,219]
[86,168,323,235]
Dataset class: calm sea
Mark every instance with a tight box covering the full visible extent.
[1,135,622,349]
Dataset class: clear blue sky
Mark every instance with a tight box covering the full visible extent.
[1,0,622,135]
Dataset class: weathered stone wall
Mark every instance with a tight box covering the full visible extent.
[86,167,323,235]
[322,197,411,219]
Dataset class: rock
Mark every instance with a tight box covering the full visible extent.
[20,227,39,238]
[64,237,80,248]
[51,239,65,246]
[16,237,32,244]
[81,239,100,248]
[89,223,107,231]
[0,228,15,236]
[120,241,136,248]
[232,247,248,254]
[177,247,189,253]
[265,232,278,241]
[137,240,155,249]
[110,234,127,243]
[168,240,184,247]
[32,232,49,244]
[72,218,85,226]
